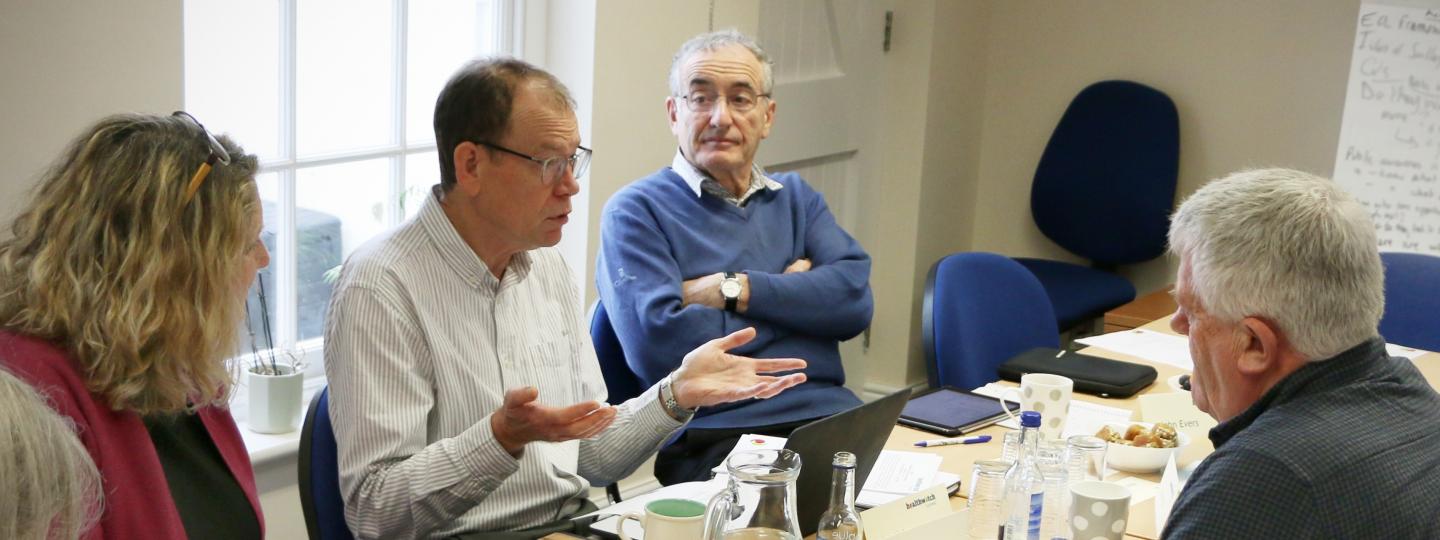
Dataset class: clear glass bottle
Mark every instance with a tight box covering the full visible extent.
[1002,411,1045,540]
[816,451,862,540]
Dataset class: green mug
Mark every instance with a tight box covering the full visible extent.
[618,498,706,540]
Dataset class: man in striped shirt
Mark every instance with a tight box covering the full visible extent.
[324,58,809,539]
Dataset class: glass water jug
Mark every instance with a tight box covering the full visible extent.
[703,449,803,540]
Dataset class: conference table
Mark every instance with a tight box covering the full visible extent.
[885,316,1440,539]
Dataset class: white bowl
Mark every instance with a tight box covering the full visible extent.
[1101,422,1190,473]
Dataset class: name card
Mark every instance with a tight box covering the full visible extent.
[1138,392,1216,448]
[858,485,952,540]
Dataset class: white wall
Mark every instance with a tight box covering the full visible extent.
[0,0,184,229]
[966,0,1361,296]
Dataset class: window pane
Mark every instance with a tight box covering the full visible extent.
[294,159,391,341]
[184,0,281,161]
[296,0,394,156]
[244,172,281,358]
[404,151,440,219]
[406,0,496,144]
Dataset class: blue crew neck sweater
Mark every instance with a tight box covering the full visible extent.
[597,168,872,430]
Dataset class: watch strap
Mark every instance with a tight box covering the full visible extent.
[723,272,738,312]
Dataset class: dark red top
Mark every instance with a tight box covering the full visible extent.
[0,331,264,539]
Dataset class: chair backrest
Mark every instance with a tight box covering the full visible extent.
[590,300,645,405]
[923,252,1061,389]
[1032,80,1180,267]
[1379,252,1440,352]
[299,387,355,540]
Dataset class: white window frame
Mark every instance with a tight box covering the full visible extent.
[221,0,521,381]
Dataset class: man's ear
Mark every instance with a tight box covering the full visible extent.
[758,97,776,139]
[1236,317,1282,375]
[666,96,681,133]
[452,142,484,197]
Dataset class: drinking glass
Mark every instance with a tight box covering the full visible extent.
[967,460,1011,539]
[1066,435,1109,482]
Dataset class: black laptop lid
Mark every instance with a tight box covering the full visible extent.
[783,389,910,536]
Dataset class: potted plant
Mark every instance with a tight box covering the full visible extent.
[245,277,305,434]
[247,348,305,434]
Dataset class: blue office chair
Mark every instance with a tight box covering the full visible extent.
[923,252,1061,390]
[591,301,646,405]
[1015,80,1180,331]
[299,387,355,540]
[1379,252,1440,352]
[589,300,646,502]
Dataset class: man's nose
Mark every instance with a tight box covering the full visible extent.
[707,102,733,128]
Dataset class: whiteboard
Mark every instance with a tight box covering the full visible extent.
[1332,2,1440,255]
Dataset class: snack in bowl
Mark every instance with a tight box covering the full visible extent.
[1096,421,1190,473]
[1097,422,1179,448]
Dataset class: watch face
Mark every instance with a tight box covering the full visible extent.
[721,279,742,297]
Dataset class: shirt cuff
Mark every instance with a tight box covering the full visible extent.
[450,415,521,492]
[634,381,689,435]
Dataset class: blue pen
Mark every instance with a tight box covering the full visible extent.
[914,435,991,447]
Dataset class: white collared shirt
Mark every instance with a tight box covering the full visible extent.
[671,150,783,207]
[324,187,683,538]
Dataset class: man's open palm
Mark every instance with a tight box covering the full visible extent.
[670,327,808,409]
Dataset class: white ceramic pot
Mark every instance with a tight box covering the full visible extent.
[247,365,304,434]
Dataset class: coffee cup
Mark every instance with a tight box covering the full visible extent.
[618,498,706,540]
[1069,480,1131,540]
[999,373,1073,439]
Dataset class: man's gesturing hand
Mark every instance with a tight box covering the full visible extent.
[489,387,617,457]
[669,327,808,410]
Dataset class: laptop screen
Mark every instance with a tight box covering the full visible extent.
[782,389,911,536]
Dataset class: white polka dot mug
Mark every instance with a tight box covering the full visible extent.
[1069,480,1131,540]
[999,373,1074,440]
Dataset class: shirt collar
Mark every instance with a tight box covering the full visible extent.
[670,149,783,201]
[1208,337,1387,449]
[418,185,530,290]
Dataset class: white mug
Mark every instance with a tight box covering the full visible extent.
[1069,480,1132,540]
[999,373,1073,439]
[618,498,706,540]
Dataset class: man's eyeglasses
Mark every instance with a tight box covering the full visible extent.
[475,141,592,186]
[172,111,232,204]
[675,90,771,115]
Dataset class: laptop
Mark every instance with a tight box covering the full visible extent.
[784,389,911,537]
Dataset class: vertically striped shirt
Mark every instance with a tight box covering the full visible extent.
[324,187,684,539]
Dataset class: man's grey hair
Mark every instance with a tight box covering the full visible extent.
[668,29,774,96]
[1168,168,1384,360]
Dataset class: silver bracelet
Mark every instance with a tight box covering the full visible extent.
[658,375,696,420]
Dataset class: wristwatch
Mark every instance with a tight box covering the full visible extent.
[658,375,696,421]
[720,272,742,312]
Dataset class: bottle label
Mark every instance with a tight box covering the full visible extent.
[1026,492,1043,539]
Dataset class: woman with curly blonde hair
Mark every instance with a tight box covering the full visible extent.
[0,112,269,539]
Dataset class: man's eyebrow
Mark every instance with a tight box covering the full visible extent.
[688,78,757,92]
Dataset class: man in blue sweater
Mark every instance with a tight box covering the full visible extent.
[597,30,873,485]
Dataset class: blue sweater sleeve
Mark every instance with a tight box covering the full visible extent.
[743,179,873,340]
[597,195,779,386]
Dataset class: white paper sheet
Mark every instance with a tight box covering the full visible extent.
[991,398,1132,434]
[1387,343,1428,360]
[856,450,947,508]
[1061,400,1136,438]
[1078,328,1194,371]
[710,433,788,474]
